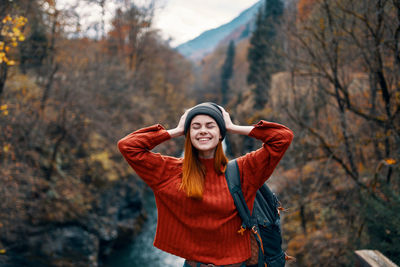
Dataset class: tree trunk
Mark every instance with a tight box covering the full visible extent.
[0,63,7,97]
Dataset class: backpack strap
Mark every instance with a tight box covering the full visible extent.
[225,160,266,267]
[225,160,252,229]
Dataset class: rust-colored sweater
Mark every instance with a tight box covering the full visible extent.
[117,120,293,265]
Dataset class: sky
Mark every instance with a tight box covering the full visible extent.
[56,0,260,47]
[152,0,260,46]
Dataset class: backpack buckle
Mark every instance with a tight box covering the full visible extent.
[237,225,246,235]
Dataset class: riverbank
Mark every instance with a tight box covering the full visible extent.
[103,187,184,267]
[0,179,146,267]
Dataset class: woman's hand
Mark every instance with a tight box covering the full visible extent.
[219,106,254,135]
[176,108,191,134]
[218,106,234,131]
[167,108,192,138]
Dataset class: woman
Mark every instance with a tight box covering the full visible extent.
[118,102,293,267]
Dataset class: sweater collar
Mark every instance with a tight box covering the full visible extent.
[199,157,215,168]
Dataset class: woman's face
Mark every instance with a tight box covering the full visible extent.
[189,114,221,158]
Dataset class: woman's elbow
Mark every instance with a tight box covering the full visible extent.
[278,127,294,145]
[117,138,129,154]
[117,138,143,160]
[286,129,294,144]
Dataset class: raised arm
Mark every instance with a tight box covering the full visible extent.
[219,103,294,191]
[117,124,179,191]
[239,119,293,190]
[167,108,191,138]
[219,106,254,136]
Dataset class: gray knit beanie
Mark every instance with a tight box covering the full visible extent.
[184,102,226,139]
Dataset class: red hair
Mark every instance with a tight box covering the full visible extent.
[181,131,228,199]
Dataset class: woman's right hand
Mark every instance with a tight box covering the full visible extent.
[167,108,192,138]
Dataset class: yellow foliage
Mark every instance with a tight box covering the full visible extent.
[90,151,111,168]
[88,133,119,182]
[0,15,27,66]
[0,104,8,116]
[2,15,12,24]
[3,145,9,153]
[0,249,5,254]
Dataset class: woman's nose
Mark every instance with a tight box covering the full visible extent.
[199,127,207,134]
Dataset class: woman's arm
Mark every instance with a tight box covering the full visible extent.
[119,108,195,189]
[220,106,254,135]
[220,103,294,192]
[237,120,293,191]
[118,124,179,191]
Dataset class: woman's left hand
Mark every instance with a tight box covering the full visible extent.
[219,106,254,135]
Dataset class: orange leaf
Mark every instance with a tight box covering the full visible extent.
[384,158,396,165]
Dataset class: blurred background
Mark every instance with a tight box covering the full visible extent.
[0,0,399,266]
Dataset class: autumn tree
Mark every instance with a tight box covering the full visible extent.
[107,3,153,72]
[0,10,28,95]
[274,0,400,264]
[284,0,399,186]
[220,40,235,105]
[19,14,48,74]
[247,0,284,110]
[0,0,194,264]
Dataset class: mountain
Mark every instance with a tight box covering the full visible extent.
[175,1,263,61]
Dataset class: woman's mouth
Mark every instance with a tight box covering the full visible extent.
[198,137,211,143]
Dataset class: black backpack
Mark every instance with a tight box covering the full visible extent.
[225,159,294,267]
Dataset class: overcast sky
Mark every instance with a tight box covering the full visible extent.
[153,0,260,46]
[57,0,260,47]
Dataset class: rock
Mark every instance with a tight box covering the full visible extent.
[1,179,146,266]
[26,226,99,267]
[114,215,146,249]
[85,180,146,258]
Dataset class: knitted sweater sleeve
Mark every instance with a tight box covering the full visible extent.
[237,120,294,192]
[117,124,179,191]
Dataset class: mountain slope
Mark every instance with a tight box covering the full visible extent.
[176,1,262,61]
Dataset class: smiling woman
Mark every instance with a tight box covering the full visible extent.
[180,103,229,198]
[117,102,293,266]
[189,115,221,155]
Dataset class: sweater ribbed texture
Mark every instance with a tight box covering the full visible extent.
[118,120,293,265]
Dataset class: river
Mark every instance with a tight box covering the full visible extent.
[103,188,185,267]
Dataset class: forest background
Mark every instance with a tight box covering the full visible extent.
[0,0,399,266]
